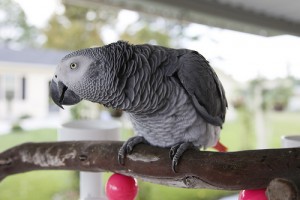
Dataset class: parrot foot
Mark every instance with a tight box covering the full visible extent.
[118,136,148,165]
[169,142,199,173]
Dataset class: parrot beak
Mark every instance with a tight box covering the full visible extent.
[50,79,82,109]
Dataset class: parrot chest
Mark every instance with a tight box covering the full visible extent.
[127,87,217,148]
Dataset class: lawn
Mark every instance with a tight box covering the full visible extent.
[267,111,300,147]
[221,111,300,151]
[0,129,79,200]
[0,111,300,200]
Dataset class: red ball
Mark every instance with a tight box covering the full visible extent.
[106,173,138,200]
[239,189,267,200]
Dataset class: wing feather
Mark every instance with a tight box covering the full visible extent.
[175,51,227,126]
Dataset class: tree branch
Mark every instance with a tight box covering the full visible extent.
[0,141,300,191]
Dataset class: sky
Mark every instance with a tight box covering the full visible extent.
[14,0,300,82]
[14,0,59,27]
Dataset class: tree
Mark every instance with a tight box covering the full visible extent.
[0,0,38,46]
[43,3,118,50]
[120,24,171,47]
[42,3,194,49]
[120,15,189,47]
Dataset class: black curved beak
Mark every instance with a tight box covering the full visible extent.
[50,79,82,109]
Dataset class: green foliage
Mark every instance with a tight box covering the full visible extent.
[121,26,171,46]
[264,85,293,111]
[70,100,101,120]
[11,122,23,132]
[11,115,31,133]
[0,0,38,46]
[43,3,118,50]
[70,101,86,120]
[44,16,103,50]
[249,78,293,111]
[42,2,192,50]
[120,16,189,47]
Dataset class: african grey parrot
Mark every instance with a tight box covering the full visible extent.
[50,41,228,172]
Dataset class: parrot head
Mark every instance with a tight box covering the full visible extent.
[50,47,115,109]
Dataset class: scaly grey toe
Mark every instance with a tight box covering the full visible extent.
[170,142,198,173]
[118,136,148,165]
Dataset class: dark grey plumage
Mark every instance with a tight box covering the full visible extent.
[50,41,228,172]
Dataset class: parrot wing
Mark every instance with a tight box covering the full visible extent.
[173,50,228,126]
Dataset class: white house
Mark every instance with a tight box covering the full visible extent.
[0,45,68,120]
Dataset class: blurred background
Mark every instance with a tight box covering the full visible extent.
[0,0,300,199]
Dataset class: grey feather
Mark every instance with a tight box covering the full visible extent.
[175,51,227,126]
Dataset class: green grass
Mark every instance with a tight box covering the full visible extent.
[0,129,79,200]
[0,129,57,152]
[220,111,300,151]
[267,111,300,148]
[221,118,256,151]
[0,171,78,200]
[136,182,234,200]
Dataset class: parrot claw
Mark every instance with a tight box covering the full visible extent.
[169,142,199,173]
[169,143,181,159]
[118,136,148,165]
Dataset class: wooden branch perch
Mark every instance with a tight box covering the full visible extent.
[0,141,300,193]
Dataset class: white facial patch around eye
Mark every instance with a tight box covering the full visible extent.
[65,56,94,86]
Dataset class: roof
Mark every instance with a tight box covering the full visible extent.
[68,0,300,36]
[0,45,68,66]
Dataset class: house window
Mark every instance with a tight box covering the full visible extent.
[2,75,26,101]
[5,75,15,101]
[21,77,26,100]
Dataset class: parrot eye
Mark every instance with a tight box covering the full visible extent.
[70,63,77,69]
